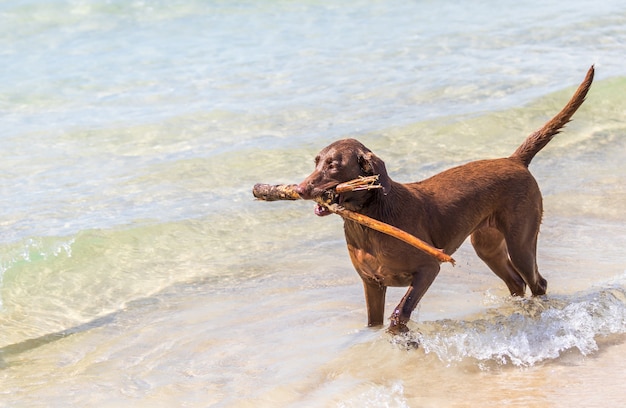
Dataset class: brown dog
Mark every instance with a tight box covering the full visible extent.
[296,66,594,333]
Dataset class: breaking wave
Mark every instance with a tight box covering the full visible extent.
[394,285,626,367]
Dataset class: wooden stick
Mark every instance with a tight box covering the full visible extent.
[252,176,382,201]
[252,177,455,264]
[324,203,455,265]
[252,183,300,201]
[335,175,382,193]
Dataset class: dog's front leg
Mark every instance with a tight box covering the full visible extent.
[362,279,387,327]
[388,264,440,334]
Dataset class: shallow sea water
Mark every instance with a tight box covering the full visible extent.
[1,0,626,406]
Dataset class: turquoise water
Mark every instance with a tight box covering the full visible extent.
[1,1,626,406]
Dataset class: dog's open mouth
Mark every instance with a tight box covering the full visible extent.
[307,175,382,217]
[314,203,332,216]
[313,190,340,217]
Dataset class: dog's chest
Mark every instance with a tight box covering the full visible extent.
[346,244,416,287]
[344,224,427,287]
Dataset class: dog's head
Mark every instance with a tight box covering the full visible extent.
[296,138,391,216]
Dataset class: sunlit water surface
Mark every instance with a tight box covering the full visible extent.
[1,1,625,406]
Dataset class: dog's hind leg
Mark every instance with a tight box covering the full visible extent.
[500,207,548,296]
[506,233,547,296]
[471,226,526,296]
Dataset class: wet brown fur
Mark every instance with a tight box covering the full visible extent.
[296,66,594,333]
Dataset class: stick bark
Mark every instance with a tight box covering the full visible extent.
[326,204,455,265]
[252,179,455,265]
[252,183,300,201]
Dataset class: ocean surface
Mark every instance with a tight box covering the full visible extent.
[1,0,625,406]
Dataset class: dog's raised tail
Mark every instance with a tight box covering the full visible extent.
[511,65,594,167]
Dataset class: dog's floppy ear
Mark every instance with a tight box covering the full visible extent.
[359,152,391,195]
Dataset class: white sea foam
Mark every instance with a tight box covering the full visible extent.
[394,287,626,367]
